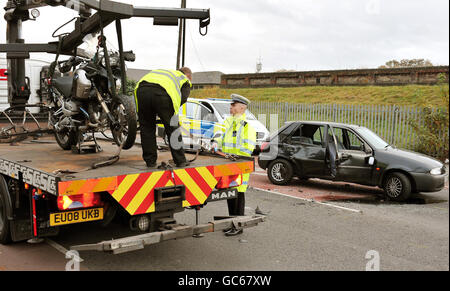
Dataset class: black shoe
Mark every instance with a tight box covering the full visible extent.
[222,227,232,233]
[146,162,157,168]
[176,161,191,168]
[224,229,243,236]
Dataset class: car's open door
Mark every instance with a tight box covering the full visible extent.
[324,124,339,178]
[328,125,375,184]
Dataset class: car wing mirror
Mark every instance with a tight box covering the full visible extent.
[368,156,375,166]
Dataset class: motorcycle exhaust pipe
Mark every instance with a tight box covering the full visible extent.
[96,91,111,115]
[96,91,117,126]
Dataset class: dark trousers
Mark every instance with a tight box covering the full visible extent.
[136,85,187,166]
[227,192,245,216]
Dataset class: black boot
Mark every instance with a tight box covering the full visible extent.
[224,228,243,236]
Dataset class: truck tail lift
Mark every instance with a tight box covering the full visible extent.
[0,0,266,254]
[72,215,265,255]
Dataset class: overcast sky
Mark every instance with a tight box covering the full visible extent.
[1,0,449,73]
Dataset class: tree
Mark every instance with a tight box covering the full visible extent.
[379,59,433,69]
[125,78,137,96]
[409,73,449,161]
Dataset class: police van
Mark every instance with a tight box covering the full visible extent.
[158,98,270,148]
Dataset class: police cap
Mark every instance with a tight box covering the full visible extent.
[231,94,251,106]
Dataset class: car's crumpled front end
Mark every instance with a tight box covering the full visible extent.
[410,165,447,192]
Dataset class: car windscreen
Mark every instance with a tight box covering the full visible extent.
[213,102,257,120]
[357,127,389,149]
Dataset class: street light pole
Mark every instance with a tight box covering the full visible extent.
[176,0,186,69]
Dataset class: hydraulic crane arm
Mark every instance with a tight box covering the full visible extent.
[2,0,210,55]
[0,0,210,110]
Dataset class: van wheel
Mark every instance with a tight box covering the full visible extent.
[383,172,412,202]
[268,159,293,185]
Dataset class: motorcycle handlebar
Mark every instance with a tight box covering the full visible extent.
[59,56,85,73]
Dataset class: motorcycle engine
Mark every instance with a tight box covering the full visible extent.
[62,100,80,117]
[72,69,92,99]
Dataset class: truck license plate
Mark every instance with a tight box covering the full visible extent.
[50,208,103,226]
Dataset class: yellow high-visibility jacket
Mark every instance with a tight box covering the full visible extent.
[216,113,256,192]
[134,69,192,114]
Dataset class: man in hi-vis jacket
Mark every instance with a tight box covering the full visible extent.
[213,94,256,236]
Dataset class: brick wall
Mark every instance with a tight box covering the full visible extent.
[221,66,449,88]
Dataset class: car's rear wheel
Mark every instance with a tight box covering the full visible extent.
[383,172,412,202]
[268,159,293,185]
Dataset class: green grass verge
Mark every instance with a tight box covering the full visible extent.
[190,85,449,107]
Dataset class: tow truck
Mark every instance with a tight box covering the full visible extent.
[0,0,264,254]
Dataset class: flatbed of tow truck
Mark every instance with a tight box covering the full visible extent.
[0,137,252,184]
[0,135,265,253]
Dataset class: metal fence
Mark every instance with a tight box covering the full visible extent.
[249,101,449,154]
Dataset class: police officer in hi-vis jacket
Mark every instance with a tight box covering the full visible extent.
[213,94,256,236]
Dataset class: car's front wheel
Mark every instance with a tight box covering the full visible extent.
[267,159,294,185]
[383,172,412,202]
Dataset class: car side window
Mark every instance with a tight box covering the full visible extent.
[289,128,302,144]
[288,124,321,146]
[347,130,365,151]
[333,127,365,151]
[312,126,325,147]
[277,123,298,142]
[332,128,346,150]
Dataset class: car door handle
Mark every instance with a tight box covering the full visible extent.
[341,153,352,160]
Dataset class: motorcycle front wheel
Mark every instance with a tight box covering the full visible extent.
[110,94,137,150]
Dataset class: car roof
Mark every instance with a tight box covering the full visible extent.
[286,120,364,129]
[189,98,232,104]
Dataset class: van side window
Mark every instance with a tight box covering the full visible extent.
[184,102,196,119]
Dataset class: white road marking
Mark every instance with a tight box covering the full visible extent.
[250,186,363,214]
[45,238,84,263]
[251,172,267,176]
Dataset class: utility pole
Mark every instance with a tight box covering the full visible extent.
[176,0,187,69]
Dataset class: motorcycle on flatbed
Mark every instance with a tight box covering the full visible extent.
[47,36,137,152]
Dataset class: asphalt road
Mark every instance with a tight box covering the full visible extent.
[1,177,447,271]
